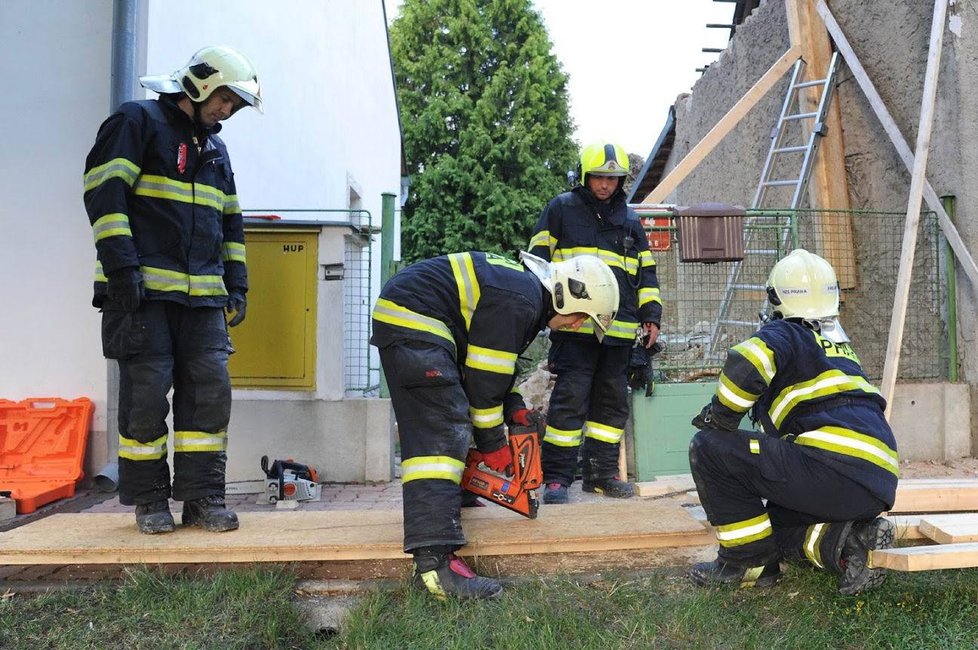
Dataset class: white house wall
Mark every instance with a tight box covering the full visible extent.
[0,1,115,432]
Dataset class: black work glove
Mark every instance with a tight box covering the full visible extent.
[226,289,247,327]
[107,267,144,312]
[692,402,741,431]
[691,404,714,430]
[627,341,663,396]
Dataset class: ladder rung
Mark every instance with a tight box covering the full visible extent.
[793,79,828,89]
[783,112,818,121]
[762,179,801,187]
[720,319,759,327]
[773,145,808,154]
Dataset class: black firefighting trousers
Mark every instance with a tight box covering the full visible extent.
[101,300,232,506]
[542,338,630,486]
[689,427,889,567]
[379,341,471,553]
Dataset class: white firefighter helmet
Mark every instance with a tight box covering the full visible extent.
[766,248,849,342]
[139,45,263,113]
[520,252,619,340]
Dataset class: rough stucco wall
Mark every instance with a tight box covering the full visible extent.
[661,0,977,410]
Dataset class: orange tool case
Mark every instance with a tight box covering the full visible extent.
[0,397,94,514]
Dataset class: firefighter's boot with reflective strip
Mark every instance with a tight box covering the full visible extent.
[837,517,895,595]
[412,551,503,600]
[181,495,239,532]
[689,558,781,588]
[135,500,176,534]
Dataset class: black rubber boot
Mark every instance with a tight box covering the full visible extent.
[543,482,568,504]
[412,550,503,600]
[689,558,781,588]
[582,476,634,498]
[135,500,175,535]
[181,495,239,532]
[838,517,895,595]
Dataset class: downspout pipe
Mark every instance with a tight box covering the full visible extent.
[95,0,139,492]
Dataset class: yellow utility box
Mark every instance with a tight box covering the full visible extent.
[228,227,319,389]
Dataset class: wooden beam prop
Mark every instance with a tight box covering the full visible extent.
[871,543,978,572]
[815,1,978,291]
[784,0,856,287]
[878,0,949,416]
[641,46,802,204]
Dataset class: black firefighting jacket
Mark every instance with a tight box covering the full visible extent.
[371,252,547,452]
[83,95,247,309]
[708,318,899,504]
[528,184,661,345]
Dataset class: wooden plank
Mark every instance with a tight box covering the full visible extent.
[890,483,978,514]
[815,1,978,293]
[0,498,712,566]
[871,542,978,572]
[919,514,978,544]
[642,46,801,204]
[634,475,696,497]
[879,0,950,416]
[786,0,856,286]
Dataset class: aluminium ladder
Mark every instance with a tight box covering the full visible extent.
[709,52,840,356]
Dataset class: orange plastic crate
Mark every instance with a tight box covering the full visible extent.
[0,397,93,514]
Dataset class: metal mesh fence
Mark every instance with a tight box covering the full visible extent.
[638,208,948,383]
[343,228,375,394]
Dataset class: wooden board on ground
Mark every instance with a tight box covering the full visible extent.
[872,543,978,572]
[0,497,712,566]
[919,513,978,544]
[890,479,978,514]
[634,475,696,498]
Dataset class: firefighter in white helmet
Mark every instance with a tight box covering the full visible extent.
[371,251,617,600]
[687,249,899,595]
[83,46,262,535]
[528,142,663,505]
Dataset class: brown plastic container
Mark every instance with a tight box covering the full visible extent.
[674,203,746,263]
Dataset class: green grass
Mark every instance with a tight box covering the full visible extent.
[3,564,978,649]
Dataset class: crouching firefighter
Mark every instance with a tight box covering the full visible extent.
[687,249,899,595]
[371,251,618,600]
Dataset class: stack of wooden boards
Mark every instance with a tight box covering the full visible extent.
[874,478,978,572]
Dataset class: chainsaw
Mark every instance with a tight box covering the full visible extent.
[260,455,322,504]
[461,420,544,518]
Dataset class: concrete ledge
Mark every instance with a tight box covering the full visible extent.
[890,382,971,461]
[227,397,394,484]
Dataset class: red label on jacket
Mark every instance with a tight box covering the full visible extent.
[177,143,188,174]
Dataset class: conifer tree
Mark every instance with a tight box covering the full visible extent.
[390,0,577,262]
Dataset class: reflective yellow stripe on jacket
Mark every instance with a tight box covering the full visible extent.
[769,370,881,428]
[448,253,480,330]
[133,174,227,211]
[83,157,140,191]
[371,298,455,348]
[795,426,899,475]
